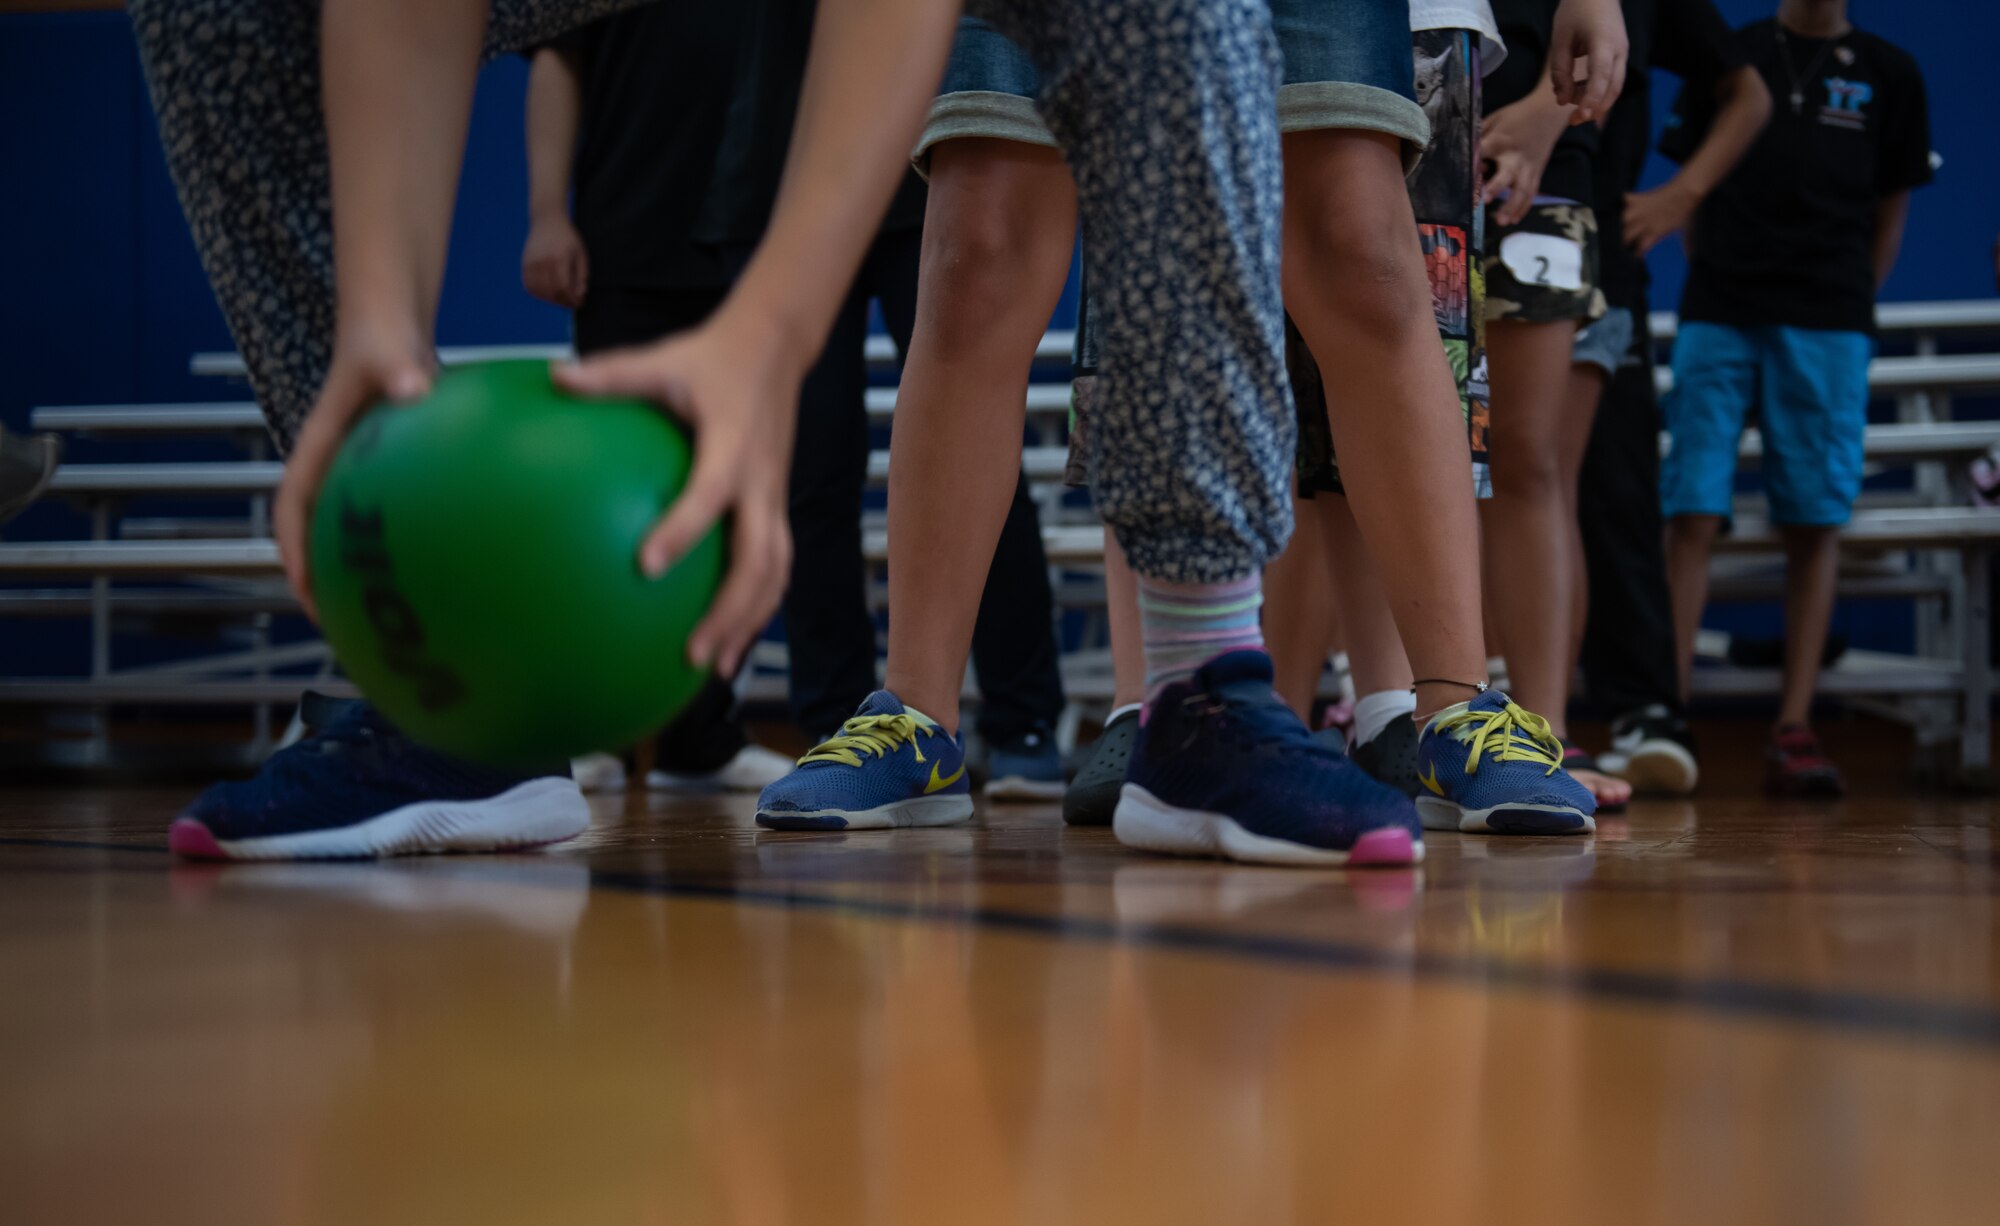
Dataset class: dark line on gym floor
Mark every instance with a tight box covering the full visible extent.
[0,836,171,854]
[581,871,2000,1050]
[3,834,1996,1048]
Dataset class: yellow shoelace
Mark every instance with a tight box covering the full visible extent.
[798,714,933,768]
[1435,700,1564,777]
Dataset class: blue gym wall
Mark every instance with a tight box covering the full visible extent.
[1,3,1993,682]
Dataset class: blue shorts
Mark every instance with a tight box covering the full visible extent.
[918,1,1428,169]
[1662,321,1873,527]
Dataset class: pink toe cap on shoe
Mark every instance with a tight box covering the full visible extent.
[1347,828,1418,866]
[167,819,228,859]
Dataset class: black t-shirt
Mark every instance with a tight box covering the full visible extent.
[1594,0,1745,305]
[1485,0,1597,206]
[551,0,925,290]
[1664,19,1933,333]
[692,0,925,259]
[550,5,751,290]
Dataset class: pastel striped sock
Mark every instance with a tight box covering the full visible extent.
[1137,574,1265,702]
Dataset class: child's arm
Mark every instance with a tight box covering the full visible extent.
[1480,63,1578,228]
[1872,191,1912,292]
[1549,0,1629,121]
[1624,64,1771,256]
[522,46,588,309]
[273,0,957,671]
[273,0,486,619]
[554,0,957,673]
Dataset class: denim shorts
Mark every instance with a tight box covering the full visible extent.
[1662,322,1873,527]
[916,1,1430,170]
[1571,306,1636,378]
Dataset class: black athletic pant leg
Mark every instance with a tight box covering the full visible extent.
[1577,313,1684,719]
[783,260,883,739]
[572,285,748,771]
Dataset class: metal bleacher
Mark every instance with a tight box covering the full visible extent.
[6,303,2000,774]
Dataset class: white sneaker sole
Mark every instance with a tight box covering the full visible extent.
[1112,784,1422,867]
[649,744,796,794]
[170,777,591,860]
[985,775,1068,802]
[1415,794,1595,836]
[1606,739,1699,796]
[755,792,974,831]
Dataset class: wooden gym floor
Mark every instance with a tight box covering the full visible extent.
[2,729,1997,1224]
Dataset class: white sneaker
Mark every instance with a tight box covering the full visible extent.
[1602,705,1700,796]
[570,752,628,794]
[648,743,796,794]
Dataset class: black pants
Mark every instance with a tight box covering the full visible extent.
[785,225,1066,742]
[574,284,748,772]
[1576,300,1683,718]
[576,242,1067,747]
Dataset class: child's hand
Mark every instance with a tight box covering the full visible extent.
[522,215,589,309]
[1481,96,1573,227]
[1623,181,1699,256]
[274,327,435,622]
[554,310,803,676]
[1549,0,1628,122]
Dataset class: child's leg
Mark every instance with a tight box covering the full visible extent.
[1102,533,1148,713]
[988,0,1421,865]
[1559,365,1604,685]
[1262,501,1337,718]
[996,0,1294,591]
[1482,317,1581,731]
[1779,527,1841,727]
[1666,515,1725,702]
[1316,494,1414,700]
[1660,321,1763,704]
[879,139,1077,732]
[1761,326,1872,732]
[1280,128,1487,720]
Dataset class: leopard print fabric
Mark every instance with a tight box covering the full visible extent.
[127,0,640,451]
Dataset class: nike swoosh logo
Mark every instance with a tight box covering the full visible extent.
[1419,764,1446,796]
[926,760,966,794]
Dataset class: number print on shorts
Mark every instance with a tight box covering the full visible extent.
[1499,232,1584,291]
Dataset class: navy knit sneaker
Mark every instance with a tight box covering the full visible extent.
[985,725,1066,802]
[168,694,589,860]
[1113,651,1422,867]
[755,691,974,830]
[1413,690,1595,835]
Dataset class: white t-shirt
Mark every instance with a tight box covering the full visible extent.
[1409,0,1506,75]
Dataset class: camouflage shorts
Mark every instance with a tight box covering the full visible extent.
[1482,200,1607,325]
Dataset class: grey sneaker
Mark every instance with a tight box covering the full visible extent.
[1062,707,1139,826]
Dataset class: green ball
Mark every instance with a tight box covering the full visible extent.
[311,360,722,766]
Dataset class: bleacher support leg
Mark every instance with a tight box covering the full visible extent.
[1962,548,1992,778]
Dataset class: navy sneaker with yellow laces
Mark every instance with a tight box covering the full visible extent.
[755,691,973,830]
[1113,650,1422,867]
[169,693,589,860]
[1413,690,1596,835]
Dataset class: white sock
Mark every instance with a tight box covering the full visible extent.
[1107,702,1142,726]
[1351,689,1418,747]
[1486,655,1511,692]
[1329,651,1356,703]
